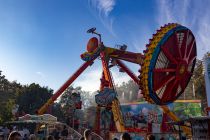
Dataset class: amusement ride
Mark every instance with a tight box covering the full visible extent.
[36,23,197,137]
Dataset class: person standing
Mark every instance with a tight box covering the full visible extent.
[51,128,60,140]
[79,137,84,140]
[147,135,155,140]
[84,129,92,140]
[0,132,4,140]
[8,131,22,140]
[61,125,68,139]
[121,132,131,140]
[47,135,54,140]
[3,126,10,139]
[29,134,36,140]
[23,134,29,140]
[23,127,30,138]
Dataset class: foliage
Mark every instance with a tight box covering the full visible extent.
[16,83,53,114]
[59,86,96,126]
[0,99,15,124]
[115,80,140,103]
[51,103,65,122]
[83,106,96,128]
[172,102,202,119]
[0,71,54,123]
[0,71,20,124]
[60,86,81,116]
[81,91,96,110]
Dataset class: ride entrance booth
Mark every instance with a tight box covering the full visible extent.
[7,114,57,139]
[190,117,210,140]
[20,114,57,138]
[7,114,82,139]
[169,117,210,140]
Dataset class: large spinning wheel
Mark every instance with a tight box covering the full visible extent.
[140,23,197,105]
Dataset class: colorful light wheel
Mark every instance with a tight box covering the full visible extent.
[140,23,197,105]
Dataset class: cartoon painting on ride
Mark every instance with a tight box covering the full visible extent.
[119,100,202,132]
[167,100,202,119]
[109,101,201,140]
[121,103,162,132]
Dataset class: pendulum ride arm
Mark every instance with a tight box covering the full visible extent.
[100,50,125,132]
[37,58,97,115]
[115,59,139,84]
[105,47,144,65]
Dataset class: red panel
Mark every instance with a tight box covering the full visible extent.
[153,68,176,73]
[153,75,175,91]
[161,79,178,101]
[180,71,192,91]
[162,46,178,64]
[115,59,139,84]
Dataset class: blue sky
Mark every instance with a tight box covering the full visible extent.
[0,0,209,92]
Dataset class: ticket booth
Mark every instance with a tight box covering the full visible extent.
[189,117,210,140]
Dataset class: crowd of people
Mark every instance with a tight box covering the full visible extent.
[0,127,158,140]
[0,125,74,140]
[0,128,85,140]
[0,125,178,140]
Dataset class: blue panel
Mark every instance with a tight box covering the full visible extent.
[95,87,117,106]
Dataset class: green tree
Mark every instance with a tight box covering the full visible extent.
[17,83,53,114]
[84,106,96,128]
[115,80,140,103]
[59,86,97,128]
[60,86,81,116]
[0,99,15,124]
[173,102,202,119]
[51,103,65,122]
[0,71,19,123]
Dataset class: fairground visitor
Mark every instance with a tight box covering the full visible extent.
[8,131,21,140]
[121,132,131,140]
[84,129,92,140]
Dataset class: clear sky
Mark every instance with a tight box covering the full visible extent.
[0,0,209,92]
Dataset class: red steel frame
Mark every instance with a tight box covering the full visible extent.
[115,59,140,84]
[37,58,97,115]
[38,41,145,115]
[105,47,144,65]
[37,26,195,136]
[37,44,191,134]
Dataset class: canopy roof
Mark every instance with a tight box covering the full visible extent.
[6,114,58,124]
